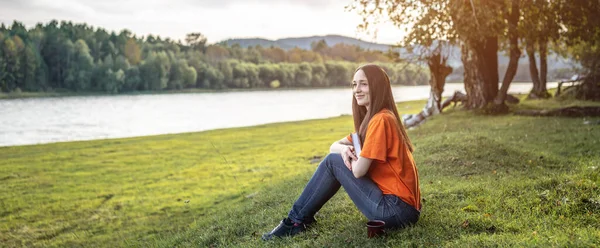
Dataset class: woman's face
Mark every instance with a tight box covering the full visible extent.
[352,69,370,107]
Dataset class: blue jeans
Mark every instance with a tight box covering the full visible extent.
[288,153,420,228]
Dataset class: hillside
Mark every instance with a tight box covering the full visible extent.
[220,35,577,81]
[220,34,393,51]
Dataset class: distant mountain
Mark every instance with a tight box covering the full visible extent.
[219,38,295,50]
[220,35,393,51]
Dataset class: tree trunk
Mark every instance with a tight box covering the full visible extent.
[494,0,521,111]
[462,36,499,109]
[538,38,550,98]
[462,41,485,108]
[427,51,453,114]
[526,39,548,99]
[403,48,453,128]
[482,36,500,99]
[580,73,600,100]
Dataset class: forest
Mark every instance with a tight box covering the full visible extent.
[0,21,429,94]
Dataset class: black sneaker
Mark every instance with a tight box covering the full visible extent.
[303,216,317,227]
[261,218,307,241]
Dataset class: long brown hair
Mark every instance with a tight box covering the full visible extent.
[352,64,414,152]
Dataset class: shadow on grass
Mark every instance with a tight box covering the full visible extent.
[140,172,524,248]
[136,111,600,247]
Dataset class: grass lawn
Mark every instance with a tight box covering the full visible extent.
[1,98,599,247]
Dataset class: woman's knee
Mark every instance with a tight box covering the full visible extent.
[323,153,343,166]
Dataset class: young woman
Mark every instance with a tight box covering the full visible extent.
[262,64,421,240]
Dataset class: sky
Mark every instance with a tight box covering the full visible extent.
[0,0,405,45]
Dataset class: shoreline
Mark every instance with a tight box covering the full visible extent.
[0,84,562,148]
[0,83,431,100]
[0,99,427,148]
[0,81,552,100]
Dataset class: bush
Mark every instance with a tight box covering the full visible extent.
[270,80,280,88]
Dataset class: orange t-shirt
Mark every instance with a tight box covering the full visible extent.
[347,109,421,210]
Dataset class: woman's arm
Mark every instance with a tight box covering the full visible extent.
[330,136,374,176]
[330,137,358,169]
[351,157,373,178]
[329,137,352,153]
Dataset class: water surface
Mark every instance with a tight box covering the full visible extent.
[0,83,554,147]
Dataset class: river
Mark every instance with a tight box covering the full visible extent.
[0,82,556,147]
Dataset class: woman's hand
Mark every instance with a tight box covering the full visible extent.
[341,145,358,170]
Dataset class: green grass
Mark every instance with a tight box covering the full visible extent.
[1,98,599,247]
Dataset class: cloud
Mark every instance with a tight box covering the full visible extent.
[2,0,346,14]
[0,0,403,44]
[179,0,346,8]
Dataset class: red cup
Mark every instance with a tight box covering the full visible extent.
[366,220,386,238]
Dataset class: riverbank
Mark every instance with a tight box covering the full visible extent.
[1,98,598,247]
[1,83,559,147]
[0,84,426,100]
[0,83,468,147]
[0,81,554,100]
[0,88,277,100]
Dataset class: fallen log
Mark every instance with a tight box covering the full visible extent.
[403,91,526,128]
[514,106,600,117]
[404,91,468,128]
[441,91,468,109]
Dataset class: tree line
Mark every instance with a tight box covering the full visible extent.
[0,20,429,94]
